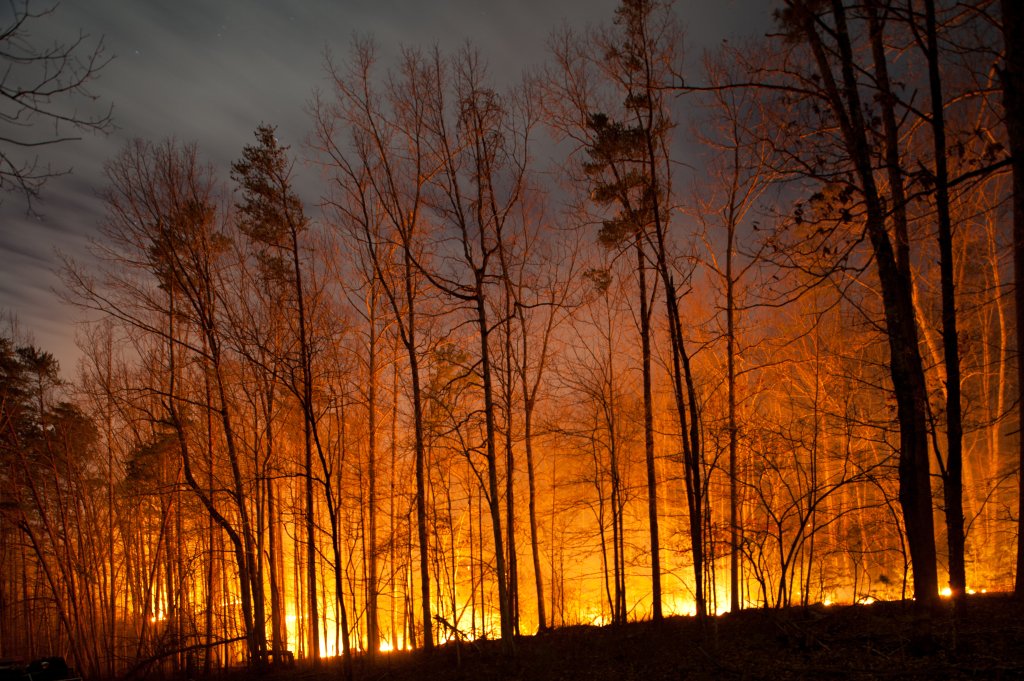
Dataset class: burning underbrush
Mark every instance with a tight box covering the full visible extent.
[214,592,1024,681]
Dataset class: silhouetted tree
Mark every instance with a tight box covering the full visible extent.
[773,0,939,605]
[0,0,112,206]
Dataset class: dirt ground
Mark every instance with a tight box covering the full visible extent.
[228,593,1024,681]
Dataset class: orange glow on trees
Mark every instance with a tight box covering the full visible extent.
[1,0,1021,676]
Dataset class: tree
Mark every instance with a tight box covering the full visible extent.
[917,0,964,602]
[0,338,119,678]
[0,0,112,207]
[561,268,636,624]
[66,138,272,662]
[692,49,776,611]
[313,42,438,650]
[504,220,578,631]
[570,0,706,619]
[232,124,355,666]
[773,0,940,605]
[420,47,534,647]
[999,0,1024,599]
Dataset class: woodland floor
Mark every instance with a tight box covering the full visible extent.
[218,593,1024,681]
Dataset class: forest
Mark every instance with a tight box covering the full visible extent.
[1,0,1023,678]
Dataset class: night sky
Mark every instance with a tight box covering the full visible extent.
[0,0,772,373]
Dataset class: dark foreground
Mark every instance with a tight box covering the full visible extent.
[227,594,1023,681]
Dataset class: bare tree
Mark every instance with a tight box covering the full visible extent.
[232,124,357,666]
[692,49,777,612]
[420,47,535,648]
[0,0,112,207]
[546,0,705,619]
[771,0,940,604]
[313,41,438,650]
[998,0,1024,599]
[66,139,270,661]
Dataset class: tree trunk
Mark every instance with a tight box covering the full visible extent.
[792,0,939,604]
[637,235,662,621]
[726,210,740,614]
[407,257,434,651]
[476,287,514,650]
[1000,0,1024,598]
[523,397,546,630]
[303,408,319,661]
[366,293,380,655]
[267,475,285,654]
[922,0,965,601]
[502,311,520,635]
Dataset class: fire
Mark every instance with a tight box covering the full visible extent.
[664,596,697,618]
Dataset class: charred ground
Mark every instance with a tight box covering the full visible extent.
[214,593,1024,681]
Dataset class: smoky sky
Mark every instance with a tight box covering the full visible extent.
[0,0,773,372]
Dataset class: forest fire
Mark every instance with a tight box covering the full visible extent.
[1,0,1023,679]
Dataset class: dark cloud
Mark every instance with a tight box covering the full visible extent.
[0,0,771,371]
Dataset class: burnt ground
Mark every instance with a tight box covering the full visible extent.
[225,593,1024,681]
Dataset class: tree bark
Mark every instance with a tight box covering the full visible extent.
[637,235,662,621]
[922,0,965,601]
[789,0,939,604]
[999,0,1024,599]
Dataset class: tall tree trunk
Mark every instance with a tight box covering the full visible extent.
[1000,0,1024,598]
[366,292,380,655]
[478,484,487,635]
[306,390,353,676]
[632,11,706,618]
[267,476,285,654]
[523,396,546,630]
[476,287,513,650]
[502,310,520,635]
[606,336,625,625]
[407,254,434,651]
[390,361,399,649]
[648,184,706,619]
[205,316,266,660]
[726,209,740,613]
[791,0,939,604]
[469,485,477,637]
[922,0,965,601]
[302,408,319,662]
[262,383,285,656]
[204,389,216,676]
[637,235,662,621]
